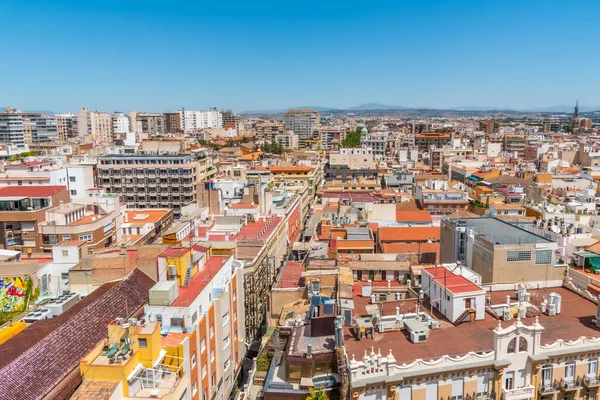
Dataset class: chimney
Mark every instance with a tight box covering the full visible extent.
[307,343,312,357]
[387,279,391,288]
[120,244,126,255]
[396,306,400,317]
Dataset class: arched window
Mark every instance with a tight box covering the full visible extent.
[519,337,528,352]
[507,338,516,353]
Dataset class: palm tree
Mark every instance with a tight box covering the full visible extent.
[306,386,328,400]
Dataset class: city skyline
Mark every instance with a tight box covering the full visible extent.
[2,0,600,112]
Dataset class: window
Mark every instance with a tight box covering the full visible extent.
[211,373,216,386]
[70,190,77,196]
[201,338,206,353]
[69,176,76,182]
[79,233,92,241]
[138,338,147,347]
[589,359,598,378]
[192,380,198,395]
[62,250,68,257]
[210,324,214,338]
[506,250,532,262]
[565,362,575,382]
[211,350,215,362]
[61,273,69,280]
[191,353,197,368]
[222,312,229,326]
[541,365,553,386]
[535,250,553,265]
[201,364,207,378]
[507,338,516,353]
[518,337,528,352]
[224,359,230,371]
[62,235,71,241]
[223,335,230,349]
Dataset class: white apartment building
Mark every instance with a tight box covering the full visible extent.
[0,160,94,199]
[111,112,131,134]
[181,108,223,130]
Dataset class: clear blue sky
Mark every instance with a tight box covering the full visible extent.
[1,0,599,112]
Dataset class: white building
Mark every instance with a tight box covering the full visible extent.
[112,112,131,134]
[181,108,223,130]
[421,266,486,323]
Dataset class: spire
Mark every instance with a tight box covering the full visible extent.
[574,100,580,119]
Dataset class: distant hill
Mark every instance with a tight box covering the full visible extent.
[349,103,407,110]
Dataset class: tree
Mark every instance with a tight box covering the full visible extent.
[342,129,362,147]
[306,386,328,400]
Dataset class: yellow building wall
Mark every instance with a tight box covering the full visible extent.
[0,321,26,345]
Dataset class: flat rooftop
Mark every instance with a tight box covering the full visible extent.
[344,287,600,364]
[445,217,552,245]
[171,255,230,307]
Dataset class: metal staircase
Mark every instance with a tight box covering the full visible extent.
[453,308,475,326]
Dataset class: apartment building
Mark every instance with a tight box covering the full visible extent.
[21,112,58,144]
[0,160,94,199]
[504,134,528,158]
[112,112,131,135]
[145,249,246,400]
[38,197,122,252]
[361,132,395,159]
[275,132,299,149]
[255,121,284,142]
[430,147,474,170]
[137,113,166,136]
[0,185,70,252]
[316,126,346,150]
[55,113,78,140]
[181,108,223,130]
[283,108,320,147]
[77,108,112,142]
[77,319,189,399]
[479,119,501,134]
[270,165,321,197]
[0,111,25,144]
[165,111,183,134]
[415,132,452,153]
[440,217,562,284]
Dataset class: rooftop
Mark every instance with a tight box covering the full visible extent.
[423,267,483,294]
[0,185,66,198]
[344,287,600,364]
[171,255,230,307]
[378,226,440,242]
[444,217,552,245]
[124,209,171,224]
[274,261,305,289]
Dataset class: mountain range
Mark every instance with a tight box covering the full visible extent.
[240,103,600,114]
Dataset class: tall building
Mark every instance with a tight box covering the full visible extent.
[111,112,130,134]
[414,132,452,153]
[283,108,320,147]
[222,109,239,126]
[479,119,501,134]
[0,110,25,144]
[136,113,165,136]
[0,109,57,144]
[97,141,216,215]
[77,108,112,142]
[542,120,561,133]
[503,134,527,158]
[255,121,284,142]
[56,113,78,140]
[181,108,223,131]
[164,111,183,133]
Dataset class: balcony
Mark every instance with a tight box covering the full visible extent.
[502,385,535,400]
[538,382,560,396]
[585,376,600,388]
[561,378,583,392]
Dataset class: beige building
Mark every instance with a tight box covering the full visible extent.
[283,108,320,147]
[275,132,299,149]
[330,147,375,170]
[255,121,284,142]
[440,217,563,285]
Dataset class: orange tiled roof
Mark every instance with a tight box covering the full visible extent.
[378,226,440,242]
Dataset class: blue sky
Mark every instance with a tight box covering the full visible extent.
[1,0,599,112]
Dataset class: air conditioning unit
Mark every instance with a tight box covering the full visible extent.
[409,330,428,343]
[548,303,557,316]
[115,318,124,325]
[485,297,492,306]
[503,309,512,321]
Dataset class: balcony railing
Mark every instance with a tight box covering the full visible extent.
[561,377,583,391]
[502,385,535,400]
[538,381,561,395]
[585,376,600,388]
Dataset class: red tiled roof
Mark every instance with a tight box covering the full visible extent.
[0,185,66,198]
[158,246,189,259]
[395,210,432,223]
[172,256,230,307]
[378,226,440,242]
